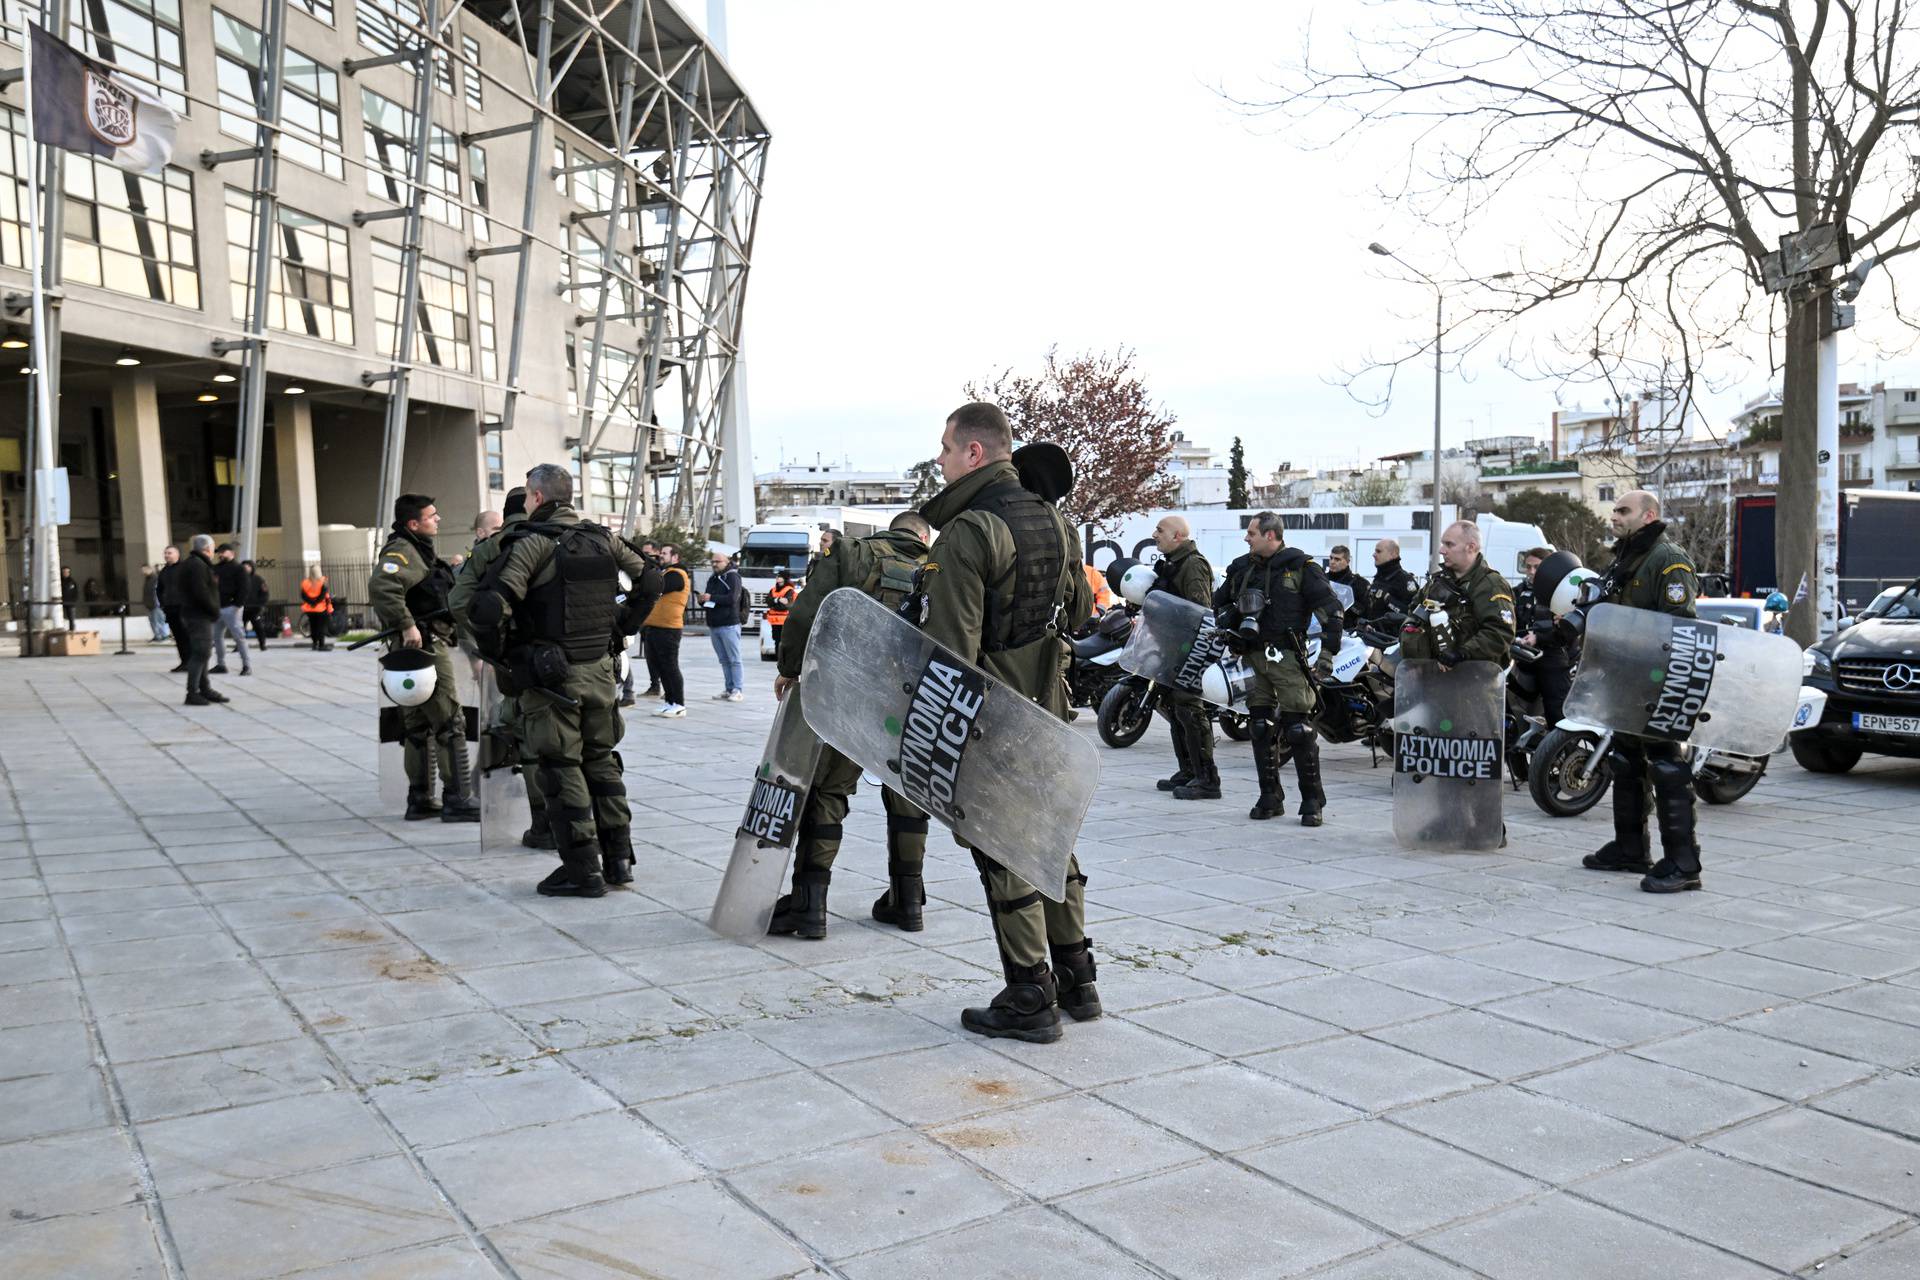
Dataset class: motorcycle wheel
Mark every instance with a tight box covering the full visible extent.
[1218,713,1252,742]
[1097,682,1155,749]
[1528,727,1611,818]
[1695,759,1765,805]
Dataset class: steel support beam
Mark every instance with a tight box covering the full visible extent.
[230,0,289,562]
[496,0,555,433]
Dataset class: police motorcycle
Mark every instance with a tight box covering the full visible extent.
[1521,553,1774,818]
[1095,558,1250,749]
[1069,602,1135,712]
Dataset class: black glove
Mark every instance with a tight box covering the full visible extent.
[1437,648,1464,667]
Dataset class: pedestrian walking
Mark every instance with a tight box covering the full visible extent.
[298,565,333,650]
[210,544,254,675]
[59,566,77,629]
[241,560,270,651]
[158,546,190,671]
[765,571,796,655]
[645,546,691,717]
[180,535,227,706]
[702,549,745,700]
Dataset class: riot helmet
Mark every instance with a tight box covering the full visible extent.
[379,648,438,706]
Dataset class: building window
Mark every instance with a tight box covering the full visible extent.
[581,344,639,420]
[371,240,471,371]
[1906,391,1917,403]
[75,0,188,113]
[564,334,578,413]
[354,0,420,58]
[462,33,483,109]
[0,110,199,304]
[484,428,504,492]
[553,139,568,195]
[476,274,497,380]
[213,12,344,179]
[361,87,462,229]
[291,0,334,23]
[1597,484,1616,502]
[224,188,353,343]
[467,143,489,239]
[573,154,615,211]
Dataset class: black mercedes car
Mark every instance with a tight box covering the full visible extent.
[1795,577,1920,772]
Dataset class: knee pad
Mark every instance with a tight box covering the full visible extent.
[1281,716,1316,747]
[587,776,627,799]
[1648,753,1692,791]
[798,821,844,843]
[886,814,930,835]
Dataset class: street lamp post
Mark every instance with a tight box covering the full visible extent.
[1368,243,1512,571]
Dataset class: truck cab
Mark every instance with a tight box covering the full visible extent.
[738,523,819,632]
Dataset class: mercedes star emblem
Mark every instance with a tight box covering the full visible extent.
[1885,663,1918,692]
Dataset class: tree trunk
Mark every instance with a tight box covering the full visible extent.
[1776,296,1820,645]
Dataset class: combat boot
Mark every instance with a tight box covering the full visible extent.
[439,734,481,823]
[1248,716,1287,820]
[1643,754,1702,893]
[599,826,635,886]
[439,792,480,823]
[1584,747,1652,873]
[520,809,556,850]
[872,860,925,932]
[1291,731,1327,828]
[1050,938,1102,1021]
[1157,719,1194,791]
[961,962,1062,1043]
[1173,764,1222,800]
[767,869,830,939]
[536,864,607,897]
[405,788,442,820]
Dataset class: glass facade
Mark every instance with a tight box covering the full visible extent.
[476,274,498,380]
[462,34,483,109]
[224,188,354,344]
[361,87,462,229]
[372,239,471,371]
[291,0,334,23]
[75,0,189,113]
[213,11,345,179]
[354,0,419,58]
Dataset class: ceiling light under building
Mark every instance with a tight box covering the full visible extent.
[196,392,218,403]
[1,334,27,350]
[212,372,237,384]
[284,385,306,395]
[115,348,141,366]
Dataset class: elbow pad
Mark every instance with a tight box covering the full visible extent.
[469,589,507,630]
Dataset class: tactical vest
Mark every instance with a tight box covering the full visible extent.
[512,521,620,662]
[1239,552,1312,640]
[861,539,925,610]
[970,478,1067,651]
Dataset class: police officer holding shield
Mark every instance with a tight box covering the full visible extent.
[766,511,935,938]
[1215,513,1342,826]
[464,465,658,898]
[1398,521,1517,673]
[1149,516,1221,800]
[371,494,480,823]
[1580,490,1703,893]
[920,404,1096,1044]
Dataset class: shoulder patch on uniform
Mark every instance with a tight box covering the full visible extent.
[1662,563,1692,576]
[1666,582,1687,602]
[380,560,402,574]
[1499,607,1516,625]
[1490,592,1513,603]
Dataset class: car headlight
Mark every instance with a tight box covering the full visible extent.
[1803,647,1832,677]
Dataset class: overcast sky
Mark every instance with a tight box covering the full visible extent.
[715,1,1919,480]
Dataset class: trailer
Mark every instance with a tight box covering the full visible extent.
[1732,489,1920,612]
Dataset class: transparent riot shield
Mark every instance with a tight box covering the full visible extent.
[478,669,532,855]
[708,685,827,941]
[1391,660,1505,852]
[798,589,1097,901]
[1564,605,1801,757]
[1120,592,1235,702]
[374,644,482,811]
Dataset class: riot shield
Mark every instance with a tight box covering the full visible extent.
[1564,604,1800,757]
[375,645,482,810]
[709,684,826,940]
[1120,592,1234,699]
[1391,660,1505,852]
[478,669,533,855]
[798,589,1096,901]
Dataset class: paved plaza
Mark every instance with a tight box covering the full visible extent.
[3,641,1920,1279]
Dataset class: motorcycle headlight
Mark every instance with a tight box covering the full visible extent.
[1803,647,1832,677]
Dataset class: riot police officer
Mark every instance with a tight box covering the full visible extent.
[1148,515,1221,800]
[371,494,479,823]
[1325,544,1372,626]
[1581,490,1703,893]
[1215,512,1342,826]
[921,405,1096,1044]
[1367,538,1421,621]
[1515,545,1575,726]
[766,510,934,938]
[1398,521,1517,671]
[464,464,658,898]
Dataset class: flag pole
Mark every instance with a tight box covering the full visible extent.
[22,18,64,644]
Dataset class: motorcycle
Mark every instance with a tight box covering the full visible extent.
[1096,672,1252,749]
[1068,608,1133,712]
[1303,622,1397,763]
[1526,721,1769,818]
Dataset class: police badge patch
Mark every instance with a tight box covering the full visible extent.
[1666,581,1686,603]
[1499,608,1515,625]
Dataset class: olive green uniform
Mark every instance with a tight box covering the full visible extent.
[482,503,652,881]
[450,511,546,832]
[370,528,468,804]
[1585,521,1703,888]
[1154,540,1218,791]
[1397,555,1517,668]
[766,529,932,935]
[920,462,1094,984]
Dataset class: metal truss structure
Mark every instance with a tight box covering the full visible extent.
[220,0,767,551]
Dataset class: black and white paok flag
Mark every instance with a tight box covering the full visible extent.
[28,25,178,175]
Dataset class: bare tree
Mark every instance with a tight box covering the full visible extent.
[1258,0,1920,643]
[970,347,1182,533]
[1336,470,1407,506]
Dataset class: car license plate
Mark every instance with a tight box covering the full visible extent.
[1853,712,1920,736]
